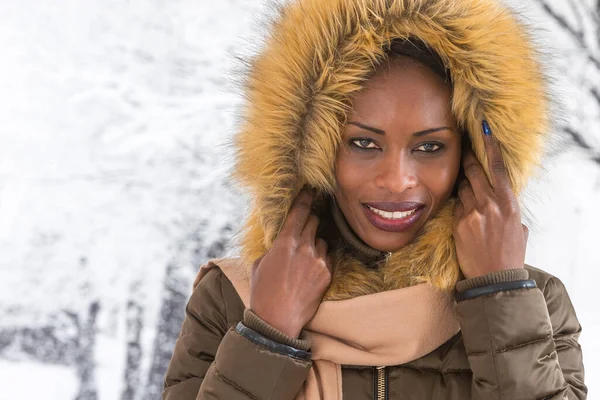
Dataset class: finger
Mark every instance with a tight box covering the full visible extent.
[462,148,495,204]
[315,237,328,256]
[457,179,476,211]
[302,214,320,244]
[454,198,464,216]
[481,120,513,201]
[280,187,314,237]
[453,199,464,230]
[316,238,332,272]
[251,254,265,273]
[522,223,529,243]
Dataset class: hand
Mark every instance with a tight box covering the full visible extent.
[249,187,332,338]
[453,120,529,280]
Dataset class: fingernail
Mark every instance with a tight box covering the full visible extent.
[482,120,492,136]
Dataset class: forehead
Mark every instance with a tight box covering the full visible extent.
[348,57,454,130]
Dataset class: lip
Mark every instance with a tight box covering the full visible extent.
[362,203,426,232]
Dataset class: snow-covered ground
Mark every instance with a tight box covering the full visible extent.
[0,360,78,400]
[0,0,597,399]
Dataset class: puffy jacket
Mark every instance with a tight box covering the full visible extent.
[163,0,587,398]
[163,259,585,399]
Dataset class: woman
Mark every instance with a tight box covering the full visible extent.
[163,0,587,398]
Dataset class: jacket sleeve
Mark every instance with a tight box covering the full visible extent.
[455,268,587,400]
[162,267,312,400]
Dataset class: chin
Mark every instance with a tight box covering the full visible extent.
[358,208,431,252]
[367,231,419,252]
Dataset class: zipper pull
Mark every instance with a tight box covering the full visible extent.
[383,252,392,267]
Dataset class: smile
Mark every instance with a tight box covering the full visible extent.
[362,204,425,232]
[365,205,418,220]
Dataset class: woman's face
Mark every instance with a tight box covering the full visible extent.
[334,56,461,252]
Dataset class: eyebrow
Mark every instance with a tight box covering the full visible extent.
[347,121,454,137]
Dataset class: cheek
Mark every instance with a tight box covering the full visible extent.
[335,150,369,194]
[420,155,461,198]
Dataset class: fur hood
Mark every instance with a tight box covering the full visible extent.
[230,0,550,300]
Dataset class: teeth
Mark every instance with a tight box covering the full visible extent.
[367,205,418,220]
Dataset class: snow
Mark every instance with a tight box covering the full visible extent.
[0,361,78,400]
[0,0,598,398]
[523,154,600,386]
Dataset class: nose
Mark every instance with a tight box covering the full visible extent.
[373,152,418,193]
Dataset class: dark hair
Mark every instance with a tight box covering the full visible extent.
[386,37,452,87]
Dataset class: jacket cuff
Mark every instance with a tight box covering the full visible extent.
[235,322,311,361]
[455,268,529,292]
[243,309,312,352]
[212,326,312,399]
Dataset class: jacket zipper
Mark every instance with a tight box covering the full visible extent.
[374,366,387,400]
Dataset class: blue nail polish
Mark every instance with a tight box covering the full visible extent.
[482,120,492,136]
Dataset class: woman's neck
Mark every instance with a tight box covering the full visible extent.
[329,197,390,266]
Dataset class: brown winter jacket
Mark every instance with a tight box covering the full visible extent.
[162,232,586,400]
[163,0,587,398]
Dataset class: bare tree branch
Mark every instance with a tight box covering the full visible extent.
[591,0,600,24]
[566,0,586,38]
[565,127,592,150]
[537,0,600,70]
[540,1,583,40]
[592,87,600,104]
[573,0,600,47]
[564,127,600,165]
[597,0,600,48]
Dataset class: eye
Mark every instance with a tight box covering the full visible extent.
[415,142,444,153]
[350,138,380,150]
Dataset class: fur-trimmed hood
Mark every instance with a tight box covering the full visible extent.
[230,0,549,300]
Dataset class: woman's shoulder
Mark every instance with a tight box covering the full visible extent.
[190,258,246,329]
[524,263,571,296]
[524,264,581,334]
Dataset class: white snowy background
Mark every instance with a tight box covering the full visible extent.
[0,0,598,399]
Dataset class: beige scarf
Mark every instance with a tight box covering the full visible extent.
[194,257,460,400]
